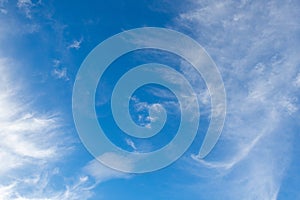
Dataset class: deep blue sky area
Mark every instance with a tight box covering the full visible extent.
[0,0,299,200]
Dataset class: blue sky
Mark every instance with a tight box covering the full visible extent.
[0,0,299,199]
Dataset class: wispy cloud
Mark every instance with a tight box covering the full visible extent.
[52,67,68,80]
[125,138,137,151]
[293,73,300,88]
[17,0,34,19]
[68,38,83,50]
[53,59,61,67]
[175,0,300,199]
[51,59,69,80]
[130,96,164,128]
[0,58,68,199]
[0,1,8,16]
[0,57,128,200]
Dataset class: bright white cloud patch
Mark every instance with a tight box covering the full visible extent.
[0,58,130,200]
[0,58,71,199]
[0,58,98,199]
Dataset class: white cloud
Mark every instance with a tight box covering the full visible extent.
[130,96,165,128]
[0,59,63,171]
[125,138,137,151]
[17,0,34,19]
[51,59,68,80]
[68,38,83,50]
[0,58,127,200]
[53,59,61,67]
[0,0,7,14]
[294,73,300,88]
[176,0,300,199]
[0,173,95,200]
[52,67,68,80]
[0,58,90,200]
